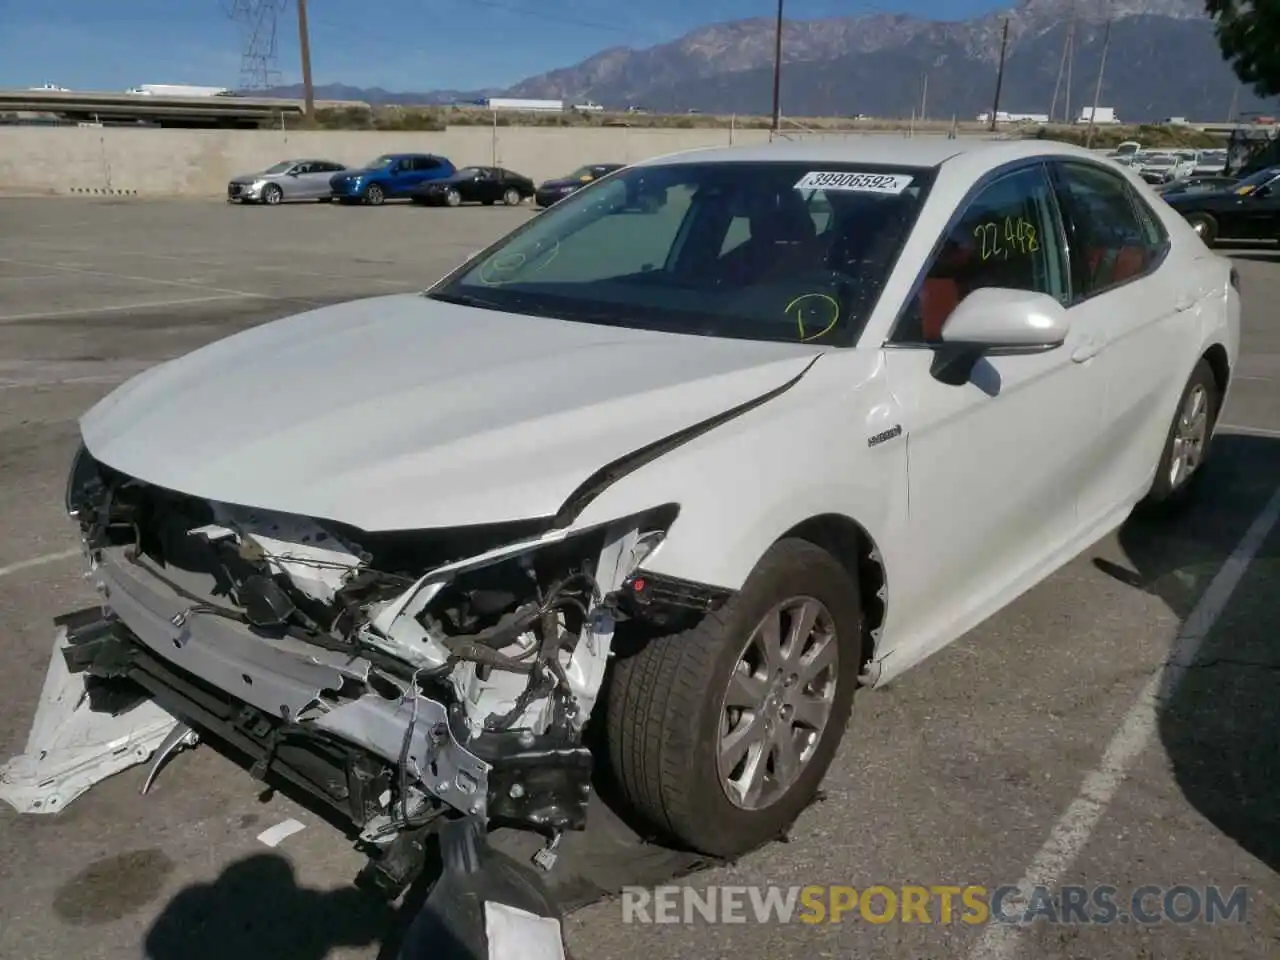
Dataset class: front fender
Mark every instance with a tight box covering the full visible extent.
[569,351,906,592]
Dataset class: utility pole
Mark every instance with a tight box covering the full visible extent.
[1050,15,1074,122]
[920,71,929,122]
[771,0,784,133]
[296,0,315,117]
[1228,82,1241,122]
[988,18,1010,133]
[1085,17,1111,148]
[1064,19,1074,123]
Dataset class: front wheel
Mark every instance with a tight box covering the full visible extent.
[445,188,462,207]
[261,183,283,205]
[503,187,522,206]
[605,538,862,858]
[1143,358,1219,509]
[364,183,386,206]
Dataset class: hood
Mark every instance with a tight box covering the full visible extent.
[230,171,274,184]
[1165,187,1238,205]
[81,295,821,532]
[332,169,372,180]
[538,178,585,191]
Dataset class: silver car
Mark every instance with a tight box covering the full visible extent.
[226,159,349,205]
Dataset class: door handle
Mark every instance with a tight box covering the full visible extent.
[1070,335,1101,362]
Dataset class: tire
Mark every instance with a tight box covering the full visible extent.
[502,187,522,206]
[446,188,462,207]
[1143,357,1219,509]
[261,183,283,205]
[605,538,862,858]
[317,196,333,203]
[364,183,386,206]
[1185,212,1218,246]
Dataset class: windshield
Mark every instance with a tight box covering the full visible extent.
[263,161,294,175]
[362,156,395,170]
[428,160,934,346]
[1236,166,1280,188]
[456,167,483,178]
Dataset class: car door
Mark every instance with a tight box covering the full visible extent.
[1235,174,1280,239]
[881,162,1106,655]
[295,161,332,198]
[1048,159,1195,526]
[383,158,411,196]
[477,168,502,202]
[407,157,441,194]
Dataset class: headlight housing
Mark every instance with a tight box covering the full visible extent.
[65,442,103,517]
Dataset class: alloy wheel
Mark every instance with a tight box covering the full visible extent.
[1169,383,1209,489]
[717,597,839,811]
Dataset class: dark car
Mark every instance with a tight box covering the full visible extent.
[534,163,625,208]
[1164,165,1280,245]
[329,153,456,205]
[409,166,535,207]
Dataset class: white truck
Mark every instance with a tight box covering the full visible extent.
[125,84,231,97]
[1078,106,1120,124]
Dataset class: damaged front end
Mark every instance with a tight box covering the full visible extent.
[29,443,680,890]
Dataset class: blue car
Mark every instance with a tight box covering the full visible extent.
[329,153,456,205]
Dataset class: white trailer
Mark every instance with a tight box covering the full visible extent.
[1078,106,1120,124]
[127,84,231,98]
[483,97,563,112]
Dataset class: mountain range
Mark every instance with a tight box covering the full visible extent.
[263,0,1278,122]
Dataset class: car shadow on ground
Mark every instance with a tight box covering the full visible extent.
[143,852,396,959]
[1094,432,1280,874]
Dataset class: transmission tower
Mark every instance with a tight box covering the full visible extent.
[226,1,288,90]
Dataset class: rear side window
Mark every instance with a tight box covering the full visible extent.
[1052,162,1163,300]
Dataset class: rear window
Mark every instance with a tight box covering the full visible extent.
[430,161,935,346]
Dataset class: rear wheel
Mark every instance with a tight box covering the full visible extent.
[1143,358,1219,509]
[364,183,385,206]
[605,538,862,858]
[1185,212,1218,246]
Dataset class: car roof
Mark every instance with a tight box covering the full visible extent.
[633,136,1112,173]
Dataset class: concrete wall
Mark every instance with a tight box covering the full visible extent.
[0,126,776,198]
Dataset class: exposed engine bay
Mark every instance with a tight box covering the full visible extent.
[58,445,714,894]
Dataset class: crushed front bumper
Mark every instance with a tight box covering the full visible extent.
[17,544,595,837]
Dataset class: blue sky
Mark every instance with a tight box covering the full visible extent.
[0,1,1009,92]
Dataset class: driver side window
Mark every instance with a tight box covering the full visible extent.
[894,164,1067,344]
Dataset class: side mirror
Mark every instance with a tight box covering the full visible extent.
[931,287,1070,385]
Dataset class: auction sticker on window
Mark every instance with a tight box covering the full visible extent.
[793,171,914,194]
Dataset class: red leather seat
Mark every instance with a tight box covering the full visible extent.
[919,277,961,341]
[1085,246,1147,286]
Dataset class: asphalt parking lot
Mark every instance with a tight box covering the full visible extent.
[0,196,1278,960]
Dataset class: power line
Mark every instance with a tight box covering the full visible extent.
[226,1,287,90]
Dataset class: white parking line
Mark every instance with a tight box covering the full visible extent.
[0,274,66,284]
[969,484,1280,960]
[0,256,321,306]
[11,239,420,288]
[0,549,80,581]
[0,294,252,324]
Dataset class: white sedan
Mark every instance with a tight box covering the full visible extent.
[42,137,1238,870]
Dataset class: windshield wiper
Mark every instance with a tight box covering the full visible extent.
[425,291,509,311]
